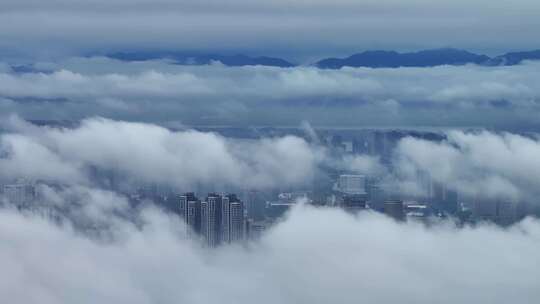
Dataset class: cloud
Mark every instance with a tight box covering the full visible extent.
[1,2,539,302]
[327,153,387,177]
[1,59,540,127]
[346,154,387,176]
[0,116,317,190]
[0,98,538,303]
[393,131,540,201]
[0,133,84,184]
[3,114,540,203]
[0,201,539,304]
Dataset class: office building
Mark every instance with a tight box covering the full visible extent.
[201,193,223,247]
[473,198,517,225]
[221,194,245,244]
[2,182,36,206]
[337,174,366,195]
[178,192,201,238]
[341,193,367,213]
[246,219,267,240]
[229,198,245,243]
[430,182,458,214]
[384,200,405,221]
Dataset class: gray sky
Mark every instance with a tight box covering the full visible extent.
[1,0,539,61]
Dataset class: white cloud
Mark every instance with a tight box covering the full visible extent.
[0,133,84,184]
[0,116,317,190]
[0,202,539,304]
[394,131,540,200]
[1,59,540,127]
[3,115,540,202]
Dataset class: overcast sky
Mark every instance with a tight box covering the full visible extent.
[1,1,539,129]
[1,0,539,61]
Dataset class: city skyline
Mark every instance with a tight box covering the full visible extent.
[1,0,539,303]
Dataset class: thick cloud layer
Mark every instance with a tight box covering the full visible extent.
[1,2,538,302]
[0,0,539,59]
[0,202,539,304]
[3,116,540,201]
[0,117,539,303]
[394,131,540,201]
[0,116,317,189]
[1,59,540,128]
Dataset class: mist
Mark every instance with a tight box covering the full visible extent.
[1,59,540,128]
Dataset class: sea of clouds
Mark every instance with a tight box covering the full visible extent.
[1,55,540,303]
[1,198,539,304]
[0,117,540,304]
[0,58,539,127]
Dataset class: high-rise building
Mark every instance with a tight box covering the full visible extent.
[221,194,232,242]
[495,201,517,226]
[367,183,385,212]
[201,193,223,247]
[245,190,265,220]
[178,192,195,218]
[246,219,267,240]
[473,198,517,225]
[2,182,36,206]
[221,194,246,244]
[341,193,367,213]
[230,199,245,243]
[337,174,366,195]
[373,131,385,157]
[178,192,201,238]
[176,192,249,246]
[430,182,458,214]
[384,200,405,221]
[186,199,202,236]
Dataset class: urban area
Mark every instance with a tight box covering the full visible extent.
[1,127,535,247]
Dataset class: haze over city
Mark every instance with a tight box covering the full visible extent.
[1,1,539,303]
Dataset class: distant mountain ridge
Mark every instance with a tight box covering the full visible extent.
[486,50,540,66]
[316,48,540,69]
[69,48,540,69]
[316,48,489,68]
[107,52,295,67]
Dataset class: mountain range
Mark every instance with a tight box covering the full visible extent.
[315,48,540,69]
[7,49,538,72]
[107,51,295,67]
